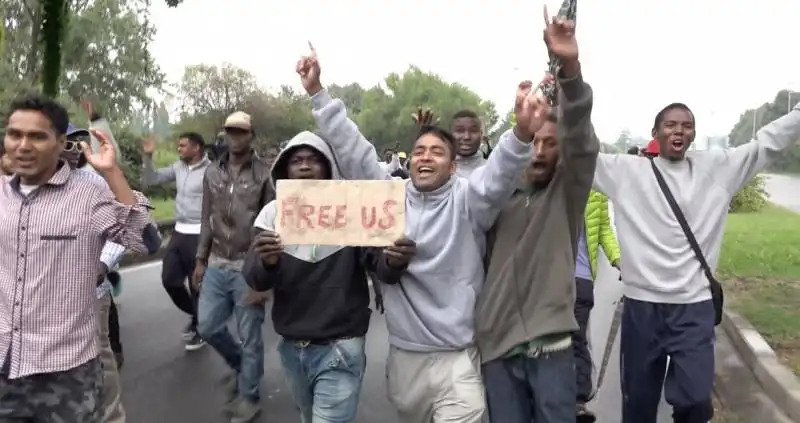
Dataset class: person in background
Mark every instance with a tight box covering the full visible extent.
[574,189,620,421]
[379,142,402,175]
[63,122,128,423]
[0,93,153,422]
[477,14,598,423]
[194,111,274,423]
[243,130,381,423]
[641,139,659,157]
[451,109,486,177]
[141,131,211,351]
[264,145,280,168]
[593,101,800,423]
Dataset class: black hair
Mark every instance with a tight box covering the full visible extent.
[4,93,69,136]
[451,109,479,121]
[415,125,457,160]
[627,146,640,155]
[653,102,694,130]
[177,131,205,149]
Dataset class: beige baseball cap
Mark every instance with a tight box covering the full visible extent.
[224,111,252,131]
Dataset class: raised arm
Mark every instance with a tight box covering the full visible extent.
[296,46,389,181]
[717,104,800,193]
[556,65,600,190]
[140,136,176,187]
[310,90,388,181]
[464,129,532,232]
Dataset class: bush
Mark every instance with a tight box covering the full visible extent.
[730,174,769,213]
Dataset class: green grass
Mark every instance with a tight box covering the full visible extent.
[149,197,175,222]
[718,204,800,375]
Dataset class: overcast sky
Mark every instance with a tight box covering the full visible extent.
[149,0,798,146]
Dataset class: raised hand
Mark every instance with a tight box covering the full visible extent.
[80,99,95,118]
[543,5,579,65]
[296,41,322,96]
[81,129,118,173]
[411,108,439,126]
[513,76,553,141]
[141,135,156,156]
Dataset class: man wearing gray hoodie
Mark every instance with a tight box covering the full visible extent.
[295,47,549,423]
[141,132,211,350]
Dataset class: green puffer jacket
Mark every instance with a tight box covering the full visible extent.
[584,190,621,279]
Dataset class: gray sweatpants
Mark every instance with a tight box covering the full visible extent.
[386,345,486,423]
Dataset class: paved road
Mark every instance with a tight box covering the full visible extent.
[764,173,800,212]
[117,254,671,422]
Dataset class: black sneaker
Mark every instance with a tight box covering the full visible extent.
[182,321,195,340]
[576,403,596,423]
[185,333,206,351]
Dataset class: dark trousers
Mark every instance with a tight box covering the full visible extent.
[483,348,576,423]
[108,296,122,354]
[620,297,715,423]
[573,277,594,404]
[161,232,200,328]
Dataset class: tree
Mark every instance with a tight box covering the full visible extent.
[356,66,498,152]
[613,129,632,152]
[728,89,800,173]
[2,0,164,121]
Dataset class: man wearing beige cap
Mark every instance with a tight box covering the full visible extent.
[194,110,274,423]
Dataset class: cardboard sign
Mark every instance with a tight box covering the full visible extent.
[275,179,406,246]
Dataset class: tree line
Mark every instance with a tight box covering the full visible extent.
[728,88,800,173]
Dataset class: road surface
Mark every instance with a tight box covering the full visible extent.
[764,173,800,212]
[116,251,672,422]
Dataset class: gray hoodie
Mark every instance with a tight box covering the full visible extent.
[141,155,210,226]
[310,89,532,352]
[454,151,487,178]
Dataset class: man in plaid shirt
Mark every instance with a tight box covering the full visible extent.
[0,94,155,422]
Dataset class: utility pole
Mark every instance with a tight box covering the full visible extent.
[752,109,758,139]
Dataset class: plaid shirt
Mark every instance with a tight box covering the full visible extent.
[0,163,152,378]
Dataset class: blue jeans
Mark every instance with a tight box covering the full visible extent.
[483,347,576,423]
[278,337,366,423]
[197,267,266,401]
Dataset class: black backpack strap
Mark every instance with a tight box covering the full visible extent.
[648,158,716,287]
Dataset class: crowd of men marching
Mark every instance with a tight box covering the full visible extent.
[2,10,800,423]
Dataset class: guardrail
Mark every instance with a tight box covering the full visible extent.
[118,219,176,267]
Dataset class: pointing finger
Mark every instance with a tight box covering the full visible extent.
[542,4,550,27]
[308,41,317,58]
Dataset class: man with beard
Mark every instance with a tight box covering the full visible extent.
[141,131,211,350]
[476,13,600,423]
[593,101,800,423]
[296,45,546,423]
[243,131,381,423]
[451,110,486,177]
[194,111,274,423]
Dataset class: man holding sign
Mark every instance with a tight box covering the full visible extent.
[243,131,385,423]
[296,44,548,423]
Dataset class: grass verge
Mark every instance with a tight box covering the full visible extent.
[149,197,175,222]
[718,204,800,376]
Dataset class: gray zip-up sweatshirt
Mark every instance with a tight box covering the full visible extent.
[310,89,532,352]
[141,156,210,225]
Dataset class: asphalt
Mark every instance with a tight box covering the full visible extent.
[116,253,672,423]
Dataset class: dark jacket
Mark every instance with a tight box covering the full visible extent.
[242,131,378,342]
[196,151,274,262]
[475,70,600,363]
